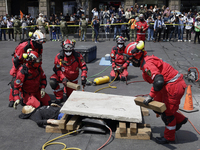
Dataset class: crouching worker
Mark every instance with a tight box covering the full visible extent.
[19,103,62,128]
[110,36,129,81]
[13,51,50,109]
[125,40,188,144]
[49,39,88,104]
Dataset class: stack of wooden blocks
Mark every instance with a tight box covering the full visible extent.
[115,107,151,140]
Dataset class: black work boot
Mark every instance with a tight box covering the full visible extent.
[155,137,175,144]
[8,101,14,107]
[176,117,188,131]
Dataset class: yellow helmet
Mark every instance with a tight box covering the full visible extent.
[22,105,35,114]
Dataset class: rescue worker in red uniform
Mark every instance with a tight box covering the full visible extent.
[49,39,88,104]
[135,14,148,42]
[125,41,188,144]
[9,30,46,107]
[13,51,50,109]
[110,36,129,81]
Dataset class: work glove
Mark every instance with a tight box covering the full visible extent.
[143,95,153,106]
[40,88,45,98]
[113,66,118,73]
[118,67,124,73]
[81,77,86,86]
[62,78,68,87]
[13,99,20,109]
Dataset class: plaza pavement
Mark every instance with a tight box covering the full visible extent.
[0,35,200,150]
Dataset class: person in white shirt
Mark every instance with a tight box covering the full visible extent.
[91,8,99,19]
[185,15,193,42]
[7,16,14,41]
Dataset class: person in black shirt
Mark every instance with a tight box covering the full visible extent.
[154,15,163,42]
[19,103,62,128]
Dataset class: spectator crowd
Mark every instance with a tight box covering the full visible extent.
[1,3,200,44]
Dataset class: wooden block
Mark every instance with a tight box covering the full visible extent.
[115,127,138,139]
[46,124,67,134]
[119,122,127,134]
[141,107,149,116]
[137,124,152,140]
[59,114,69,129]
[66,115,80,130]
[134,97,166,113]
[130,123,137,135]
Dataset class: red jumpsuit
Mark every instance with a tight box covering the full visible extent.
[13,64,50,108]
[50,51,87,100]
[135,20,148,42]
[110,46,129,80]
[9,40,43,102]
[140,55,187,141]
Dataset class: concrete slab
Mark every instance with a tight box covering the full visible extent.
[60,91,142,123]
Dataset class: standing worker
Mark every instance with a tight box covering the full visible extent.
[36,13,46,38]
[135,14,148,42]
[60,16,68,41]
[13,15,21,41]
[110,36,129,81]
[80,15,88,42]
[128,15,136,42]
[125,41,188,144]
[49,39,88,104]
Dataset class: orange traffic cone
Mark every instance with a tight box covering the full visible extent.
[179,85,199,113]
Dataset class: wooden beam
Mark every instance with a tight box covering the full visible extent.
[59,114,69,130]
[130,123,137,135]
[66,115,80,130]
[119,122,127,134]
[46,124,67,134]
[134,97,166,113]
[141,107,149,116]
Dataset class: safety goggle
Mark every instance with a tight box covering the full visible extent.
[63,44,73,51]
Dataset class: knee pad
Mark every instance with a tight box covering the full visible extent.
[49,78,58,90]
[161,113,175,126]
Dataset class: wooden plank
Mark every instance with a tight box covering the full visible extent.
[137,125,151,140]
[66,115,80,130]
[130,123,137,135]
[115,123,151,140]
[59,114,69,129]
[46,124,67,134]
[141,107,149,116]
[134,97,166,113]
[119,122,127,134]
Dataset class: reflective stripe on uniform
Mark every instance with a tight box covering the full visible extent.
[167,73,181,84]
[137,33,146,35]
[166,125,176,130]
[52,88,63,92]
[71,77,79,82]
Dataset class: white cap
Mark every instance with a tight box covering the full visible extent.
[39,13,43,16]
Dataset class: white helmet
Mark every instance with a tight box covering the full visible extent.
[32,30,46,44]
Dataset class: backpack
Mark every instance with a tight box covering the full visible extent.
[81,20,87,27]
[60,21,67,29]
[11,38,32,56]
[14,20,20,27]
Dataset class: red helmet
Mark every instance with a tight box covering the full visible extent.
[116,36,125,44]
[27,51,40,68]
[62,39,74,51]
[124,41,146,59]
[124,41,146,67]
